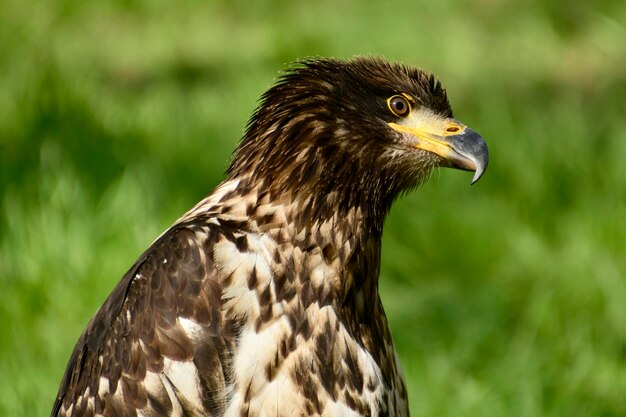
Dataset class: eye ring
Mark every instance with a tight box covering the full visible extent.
[387,95,411,117]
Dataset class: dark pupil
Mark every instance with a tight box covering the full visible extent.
[394,99,405,112]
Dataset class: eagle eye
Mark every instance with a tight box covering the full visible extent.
[387,95,411,117]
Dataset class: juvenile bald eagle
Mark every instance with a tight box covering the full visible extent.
[51,57,488,417]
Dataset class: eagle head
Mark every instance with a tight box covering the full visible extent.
[228,57,489,232]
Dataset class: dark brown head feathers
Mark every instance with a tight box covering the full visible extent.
[228,57,453,233]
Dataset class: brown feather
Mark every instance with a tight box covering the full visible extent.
[51,57,482,417]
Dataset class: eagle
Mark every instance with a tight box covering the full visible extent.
[51,57,489,417]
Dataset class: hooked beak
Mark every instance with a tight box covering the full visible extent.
[388,116,489,184]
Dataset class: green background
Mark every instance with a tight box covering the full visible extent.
[1,0,624,415]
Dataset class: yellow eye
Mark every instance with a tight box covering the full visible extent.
[387,95,411,117]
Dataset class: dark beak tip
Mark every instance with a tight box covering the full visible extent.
[451,128,489,186]
[470,166,486,185]
[470,153,489,185]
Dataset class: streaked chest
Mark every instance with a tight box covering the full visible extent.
[211,226,406,417]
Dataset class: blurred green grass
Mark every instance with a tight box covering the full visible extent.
[1,0,625,415]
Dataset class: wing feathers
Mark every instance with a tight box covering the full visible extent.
[51,224,230,417]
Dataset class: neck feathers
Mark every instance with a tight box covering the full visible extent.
[227,122,398,235]
[181,178,383,314]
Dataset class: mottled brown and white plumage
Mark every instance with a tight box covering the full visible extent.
[51,57,489,417]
